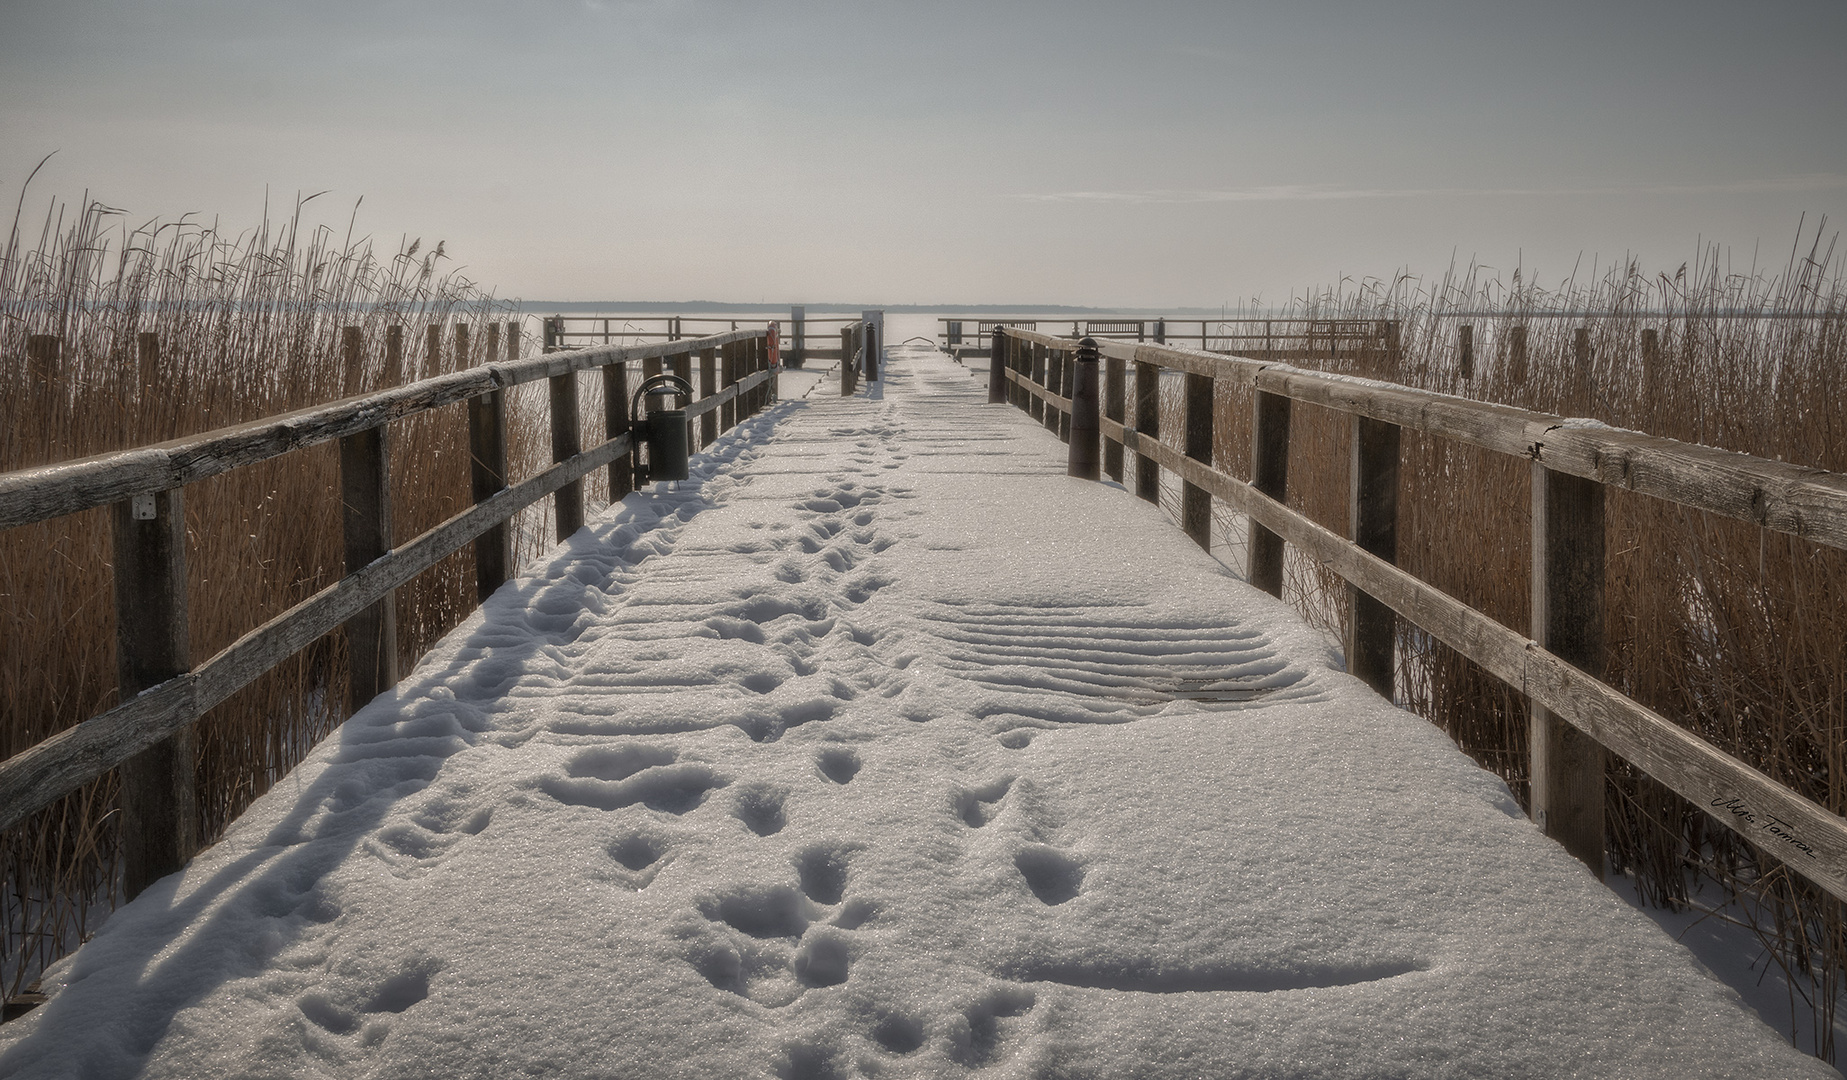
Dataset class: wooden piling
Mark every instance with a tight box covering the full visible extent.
[341,422,397,708]
[1068,339,1101,480]
[989,326,1008,403]
[113,488,195,899]
[1247,390,1292,597]
[1530,463,1607,874]
[1348,417,1401,697]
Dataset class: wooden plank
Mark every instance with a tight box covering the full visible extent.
[340,425,398,709]
[1531,463,1607,873]
[1349,417,1400,697]
[1248,391,1291,597]
[1003,366,1073,413]
[112,488,195,899]
[1113,427,1847,903]
[1182,371,1213,551]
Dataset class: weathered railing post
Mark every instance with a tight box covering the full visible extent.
[988,326,1008,403]
[1348,417,1401,696]
[386,325,404,387]
[1458,324,1474,380]
[505,320,521,364]
[1068,338,1101,480]
[341,421,397,708]
[465,323,512,601]
[1509,324,1528,384]
[1103,350,1125,482]
[425,325,442,379]
[136,332,159,396]
[605,358,632,503]
[1133,358,1160,504]
[550,367,584,541]
[699,347,718,446]
[1531,464,1607,874]
[791,305,806,368]
[114,487,194,899]
[1247,388,1292,597]
[1641,327,1661,403]
[1182,371,1213,550]
[720,341,738,426]
[342,325,365,395]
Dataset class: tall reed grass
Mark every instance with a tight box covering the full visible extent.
[0,187,542,998]
[1157,228,1846,1058]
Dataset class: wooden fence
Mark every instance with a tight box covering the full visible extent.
[547,308,873,367]
[988,326,1847,902]
[0,327,780,897]
[943,317,1400,365]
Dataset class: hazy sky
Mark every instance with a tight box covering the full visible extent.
[3,0,1843,308]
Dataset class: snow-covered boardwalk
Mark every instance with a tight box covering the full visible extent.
[1,343,1830,1079]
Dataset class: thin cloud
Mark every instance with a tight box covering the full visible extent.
[1017,175,1847,204]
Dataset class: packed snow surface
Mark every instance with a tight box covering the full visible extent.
[2,337,1832,1079]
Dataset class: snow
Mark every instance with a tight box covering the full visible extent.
[1,323,1835,1079]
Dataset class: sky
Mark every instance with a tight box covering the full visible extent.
[2,0,1844,309]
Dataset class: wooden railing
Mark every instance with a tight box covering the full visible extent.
[547,308,877,367]
[987,326,1847,902]
[0,327,780,895]
[942,316,1400,365]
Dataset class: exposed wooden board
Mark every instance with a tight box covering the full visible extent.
[340,425,398,708]
[0,330,769,529]
[1112,425,1847,903]
[0,677,198,835]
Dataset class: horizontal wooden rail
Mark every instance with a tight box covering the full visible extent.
[0,329,764,531]
[0,339,775,839]
[997,327,1847,903]
[1012,329,1847,552]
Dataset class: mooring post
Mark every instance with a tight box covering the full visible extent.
[988,326,1008,403]
[1133,358,1160,504]
[341,417,397,708]
[1103,350,1125,483]
[114,487,195,900]
[1348,416,1401,697]
[1068,338,1101,480]
[1531,463,1607,874]
[1248,388,1292,597]
[605,358,632,502]
[1181,371,1213,550]
[465,322,512,602]
[1458,324,1474,380]
[550,367,584,541]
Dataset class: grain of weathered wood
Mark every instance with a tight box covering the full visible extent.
[700,348,717,446]
[386,325,404,387]
[605,361,632,502]
[1103,352,1125,483]
[468,382,511,602]
[1349,417,1400,698]
[550,370,585,540]
[340,425,397,709]
[1531,463,1607,873]
[1248,390,1291,598]
[425,325,441,380]
[342,326,364,395]
[1182,371,1213,551]
[1111,426,1847,903]
[1134,358,1159,504]
[113,488,195,899]
[0,329,765,531]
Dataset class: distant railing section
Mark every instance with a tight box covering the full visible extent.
[941,316,1401,365]
[0,326,783,897]
[547,307,883,369]
[986,325,1847,906]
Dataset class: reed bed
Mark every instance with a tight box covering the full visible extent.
[0,190,543,998]
[1150,232,1847,1058]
